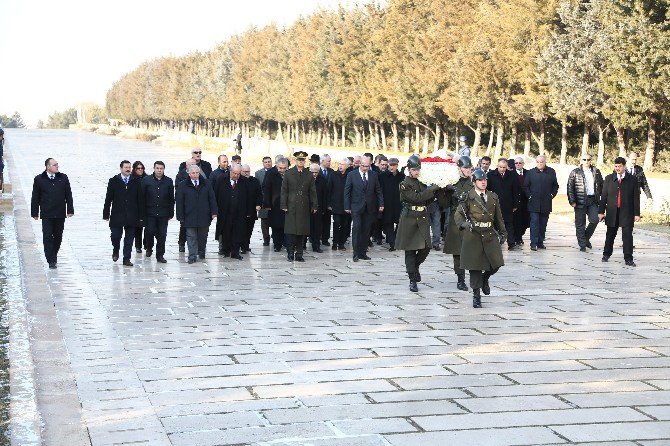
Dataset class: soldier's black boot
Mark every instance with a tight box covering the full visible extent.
[409,273,418,292]
[457,274,468,291]
[482,272,491,295]
[287,250,295,261]
[473,289,482,308]
[415,270,422,283]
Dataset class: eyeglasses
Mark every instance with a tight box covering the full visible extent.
[136,167,145,170]
[582,158,591,161]
[193,151,202,154]
[514,162,523,164]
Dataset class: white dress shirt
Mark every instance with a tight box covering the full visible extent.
[582,166,595,196]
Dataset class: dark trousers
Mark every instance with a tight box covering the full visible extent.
[178,221,186,247]
[145,217,169,257]
[371,217,383,242]
[470,267,500,290]
[261,218,271,243]
[332,213,351,246]
[452,255,464,275]
[219,217,243,255]
[529,212,549,247]
[574,197,599,248]
[243,218,256,251]
[286,234,305,256]
[110,226,136,261]
[405,247,431,275]
[41,218,65,264]
[603,209,634,262]
[271,226,285,249]
[383,222,398,247]
[513,209,529,243]
[186,226,209,260]
[352,211,373,257]
[503,219,515,248]
[134,226,147,250]
[321,211,331,243]
[310,213,323,249]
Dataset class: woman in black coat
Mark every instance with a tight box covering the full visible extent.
[132,161,148,253]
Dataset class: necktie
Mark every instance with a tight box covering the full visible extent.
[195,180,199,188]
[617,176,622,208]
[480,192,486,203]
[49,175,54,180]
[363,173,367,185]
[123,177,128,185]
[232,180,236,190]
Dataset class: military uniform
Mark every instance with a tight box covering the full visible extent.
[454,185,507,307]
[280,158,318,261]
[395,176,439,289]
[443,176,474,288]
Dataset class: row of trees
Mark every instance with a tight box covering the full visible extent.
[106,0,670,170]
[0,112,25,128]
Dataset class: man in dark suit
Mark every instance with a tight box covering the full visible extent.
[599,157,641,266]
[178,148,213,178]
[380,158,405,251]
[522,155,559,251]
[627,151,653,200]
[103,160,145,266]
[487,158,520,250]
[31,158,74,269]
[327,158,352,251]
[319,154,334,246]
[309,163,328,253]
[344,156,384,261]
[512,157,530,245]
[176,165,217,264]
[255,156,273,246]
[214,164,252,260]
[142,161,174,263]
[241,164,263,253]
[263,158,288,252]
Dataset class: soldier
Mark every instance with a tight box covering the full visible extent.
[395,156,441,292]
[454,168,507,308]
[281,151,318,262]
[458,135,471,157]
[443,156,475,291]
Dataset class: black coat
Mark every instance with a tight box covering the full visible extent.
[327,170,348,214]
[567,166,603,207]
[629,165,653,199]
[523,166,559,214]
[262,167,285,228]
[175,178,218,228]
[380,170,405,224]
[344,169,383,215]
[178,159,213,178]
[598,173,640,227]
[142,174,175,218]
[103,174,145,227]
[209,167,229,190]
[214,176,254,239]
[486,170,520,222]
[246,176,263,220]
[31,171,74,219]
[313,174,328,215]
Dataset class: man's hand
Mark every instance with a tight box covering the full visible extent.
[312,209,317,214]
[212,214,217,219]
[571,202,576,208]
[32,217,38,221]
[512,208,517,212]
[598,213,605,220]
[282,208,288,212]
[345,209,351,214]
[459,221,471,231]
[379,207,384,212]
[67,213,74,218]
[634,216,641,222]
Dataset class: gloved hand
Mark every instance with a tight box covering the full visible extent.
[459,221,472,231]
[445,184,456,192]
[498,234,506,245]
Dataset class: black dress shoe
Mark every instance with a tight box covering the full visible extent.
[145,248,153,257]
[112,249,119,262]
[360,254,371,260]
[287,252,295,261]
[187,258,196,264]
[625,260,637,267]
[156,256,167,263]
[263,241,270,246]
[415,271,422,283]
[457,281,468,291]
[323,241,330,246]
[508,245,516,251]
[538,244,546,249]
[389,245,396,252]
[295,256,305,262]
[199,254,205,259]
[580,247,587,252]
[473,289,482,308]
[48,262,57,269]
[240,249,248,254]
[136,248,142,254]
[482,280,490,296]
[353,255,359,262]
[432,245,440,251]
[586,241,592,249]
[409,281,418,292]
[313,248,323,253]
[338,245,346,251]
[231,254,243,260]
[178,245,185,253]
[602,256,609,262]
[123,260,134,267]
[368,240,374,248]
[332,244,338,251]
[274,246,282,252]
[530,245,538,251]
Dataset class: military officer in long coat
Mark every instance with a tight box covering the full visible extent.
[395,155,440,292]
[454,168,507,308]
[443,156,474,291]
[281,151,318,262]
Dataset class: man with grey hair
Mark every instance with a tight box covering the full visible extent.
[522,155,558,251]
[263,157,289,252]
[176,164,217,263]
[320,154,334,246]
[309,163,328,253]
[241,164,262,253]
[328,158,352,250]
[512,156,530,245]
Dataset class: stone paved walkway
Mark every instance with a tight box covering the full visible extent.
[7,130,670,445]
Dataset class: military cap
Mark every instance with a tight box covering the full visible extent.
[459,135,467,142]
[472,168,487,181]
[407,155,421,169]
[457,155,473,169]
[293,150,308,160]
[388,157,399,165]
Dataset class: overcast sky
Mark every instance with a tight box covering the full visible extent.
[0,0,360,126]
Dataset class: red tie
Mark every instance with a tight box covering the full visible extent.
[617,176,622,208]
[232,180,236,190]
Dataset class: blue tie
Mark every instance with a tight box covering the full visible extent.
[123,177,128,185]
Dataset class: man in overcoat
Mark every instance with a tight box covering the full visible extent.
[380,158,405,251]
[327,158,351,251]
[443,156,474,291]
[511,157,529,245]
[142,161,174,263]
[280,151,318,262]
[522,155,559,251]
[256,156,273,246]
[454,169,507,308]
[103,160,145,266]
[31,157,74,269]
[309,163,328,253]
[487,158,520,251]
[395,155,440,292]
[263,159,288,252]
[215,164,252,260]
[599,157,641,266]
[241,164,263,253]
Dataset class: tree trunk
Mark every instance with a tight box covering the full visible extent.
[509,123,517,157]
[493,120,504,161]
[581,121,590,158]
[524,121,531,157]
[380,122,387,151]
[472,121,482,157]
[332,122,338,148]
[644,113,657,172]
[560,119,568,165]
[404,124,410,152]
[422,128,430,154]
[341,123,346,147]
[597,118,608,167]
[414,125,420,153]
[361,123,367,149]
[614,124,627,157]
[433,122,441,153]
[368,121,377,150]
[486,123,495,157]
[354,123,361,148]
[391,122,399,152]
